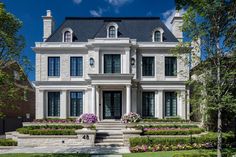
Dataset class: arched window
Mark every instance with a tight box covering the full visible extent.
[109,26,116,38]
[64,31,72,42]
[154,31,161,42]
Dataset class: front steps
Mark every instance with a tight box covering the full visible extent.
[95,121,125,146]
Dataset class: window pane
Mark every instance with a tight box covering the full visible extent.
[142,92,155,117]
[165,57,177,76]
[48,92,60,117]
[48,57,60,76]
[64,31,72,42]
[70,92,83,116]
[165,92,177,117]
[142,57,155,76]
[109,26,116,38]
[70,57,83,76]
[104,54,121,73]
[154,31,161,42]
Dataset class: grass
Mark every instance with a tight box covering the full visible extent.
[123,149,236,157]
[0,154,89,157]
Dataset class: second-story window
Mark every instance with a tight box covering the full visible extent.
[165,57,177,76]
[48,57,60,76]
[109,26,116,38]
[104,54,120,73]
[64,31,72,42]
[154,31,161,42]
[142,56,155,76]
[70,57,83,76]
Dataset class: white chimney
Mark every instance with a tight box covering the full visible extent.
[171,10,183,42]
[42,10,54,41]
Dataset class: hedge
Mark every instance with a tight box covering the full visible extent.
[27,129,77,135]
[141,117,190,123]
[143,128,204,135]
[130,133,234,147]
[0,139,17,146]
[173,152,235,157]
[136,124,199,129]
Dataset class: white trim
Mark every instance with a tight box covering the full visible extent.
[62,28,73,42]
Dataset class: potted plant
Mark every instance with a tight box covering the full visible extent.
[76,113,98,130]
[121,112,141,129]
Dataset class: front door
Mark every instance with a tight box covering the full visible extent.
[103,91,122,119]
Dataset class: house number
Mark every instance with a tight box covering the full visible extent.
[82,135,89,140]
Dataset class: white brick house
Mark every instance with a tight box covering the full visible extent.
[33,10,190,120]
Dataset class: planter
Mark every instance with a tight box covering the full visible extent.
[81,123,94,130]
[125,123,137,130]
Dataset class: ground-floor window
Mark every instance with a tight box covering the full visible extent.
[48,92,60,117]
[142,92,155,117]
[70,92,83,117]
[165,91,177,117]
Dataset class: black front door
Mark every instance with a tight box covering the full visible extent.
[103,91,122,119]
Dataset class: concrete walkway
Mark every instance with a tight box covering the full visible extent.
[0,146,130,155]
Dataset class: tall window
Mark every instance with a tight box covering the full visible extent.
[142,92,155,117]
[48,92,60,117]
[104,54,121,73]
[154,31,161,42]
[108,26,116,38]
[70,92,83,117]
[64,31,72,42]
[165,92,177,117]
[48,57,60,76]
[142,57,155,76]
[165,57,177,76]
[70,57,83,76]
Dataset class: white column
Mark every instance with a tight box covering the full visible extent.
[60,90,67,119]
[158,90,164,119]
[155,91,158,118]
[125,48,130,73]
[131,87,137,113]
[35,89,45,119]
[126,85,131,114]
[186,89,190,120]
[91,85,96,114]
[96,86,100,119]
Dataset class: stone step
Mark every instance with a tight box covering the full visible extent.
[96,135,123,139]
[95,138,123,143]
[95,142,124,146]
[96,131,123,136]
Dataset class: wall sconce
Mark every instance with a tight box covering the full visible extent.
[131,57,135,66]
[89,57,94,66]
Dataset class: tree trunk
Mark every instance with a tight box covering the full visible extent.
[217,108,222,157]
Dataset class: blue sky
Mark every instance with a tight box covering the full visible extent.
[2,0,177,81]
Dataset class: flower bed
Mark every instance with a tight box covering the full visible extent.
[136,124,199,129]
[33,118,76,123]
[0,139,17,146]
[129,133,234,153]
[121,112,141,123]
[76,113,98,124]
[143,128,204,135]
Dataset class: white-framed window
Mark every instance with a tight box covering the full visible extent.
[106,23,118,38]
[13,70,20,80]
[152,27,164,42]
[62,28,73,42]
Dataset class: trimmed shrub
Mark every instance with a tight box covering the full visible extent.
[0,139,17,146]
[143,128,204,135]
[28,129,77,135]
[33,118,76,123]
[136,124,199,129]
[142,117,190,123]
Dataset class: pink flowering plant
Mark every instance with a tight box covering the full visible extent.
[76,113,98,124]
[121,112,141,123]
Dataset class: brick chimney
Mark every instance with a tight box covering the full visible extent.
[171,10,183,42]
[42,10,55,41]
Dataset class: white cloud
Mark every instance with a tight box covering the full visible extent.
[73,0,82,4]
[90,8,105,17]
[106,0,133,7]
[162,8,185,30]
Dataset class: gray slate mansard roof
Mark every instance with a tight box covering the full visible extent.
[46,17,178,42]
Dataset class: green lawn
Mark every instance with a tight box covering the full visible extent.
[0,154,89,157]
[123,149,236,157]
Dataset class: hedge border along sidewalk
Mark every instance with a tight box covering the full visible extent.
[143,128,205,135]
[0,139,17,146]
[130,132,234,147]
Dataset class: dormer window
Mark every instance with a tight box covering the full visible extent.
[107,23,118,38]
[62,28,73,42]
[152,28,164,42]
[109,26,116,38]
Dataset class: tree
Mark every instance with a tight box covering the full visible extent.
[173,0,236,157]
[0,3,30,117]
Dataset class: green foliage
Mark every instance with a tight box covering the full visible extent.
[143,128,204,135]
[136,124,199,129]
[28,129,77,135]
[141,117,189,123]
[0,139,17,146]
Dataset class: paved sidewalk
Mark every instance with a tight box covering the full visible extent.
[0,146,130,154]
